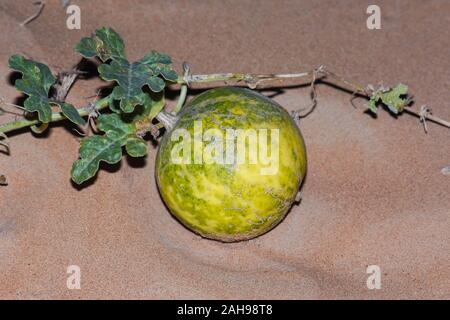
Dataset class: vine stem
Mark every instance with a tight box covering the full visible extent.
[403,108,450,128]
[1,68,450,135]
[172,62,191,115]
[178,71,311,88]
[318,68,450,130]
[176,68,450,130]
[0,96,110,134]
[0,71,314,135]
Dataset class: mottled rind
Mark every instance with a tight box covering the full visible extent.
[156,87,307,242]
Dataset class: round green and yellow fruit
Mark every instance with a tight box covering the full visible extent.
[156,87,307,242]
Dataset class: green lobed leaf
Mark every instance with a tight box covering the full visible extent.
[71,135,123,185]
[9,55,87,127]
[75,27,126,62]
[59,102,86,126]
[368,84,410,114]
[379,84,409,114]
[125,137,148,157]
[122,92,165,123]
[139,51,178,82]
[142,91,165,121]
[151,64,178,82]
[96,112,134,139]
[71,114,132,184]
[139,50,172,65]
[9,54,55,123]
[98,59,168,113]
[75,27,177,114]
[71,113,151,184]
[367,99,378,114]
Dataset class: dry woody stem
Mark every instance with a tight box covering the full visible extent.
[1,67,450,135]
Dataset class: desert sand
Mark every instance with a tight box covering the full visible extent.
[0,0,449,299]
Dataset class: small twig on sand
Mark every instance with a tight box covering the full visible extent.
[405,106,450,132]
[291,65,324,122]
[311,67,450,131]
[418,105,432,133]
[20,1,46,27]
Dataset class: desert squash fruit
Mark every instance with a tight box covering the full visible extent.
[156,87,307,242]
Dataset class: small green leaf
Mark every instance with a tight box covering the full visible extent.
[71,114,132,184]
[151,64,178,82]
[24,95,53,123]
[125,137,148,157]
[98,59,167,112]
[74,37,98,59]
[9,54,55,123]
[367,99,378,114]
[110,87,147,113]
[143,92,165,121]
[379,84,409,114]
[71,113,150,184]
[71,135,123,185]
[76,27,177,113]
[123,92,165,125]
[96,113,134,139]
[139,50,172,65]
[139,50,178,82]
[367,84,411,114]
[147,76,166,92]
[75,27,126,62]
[59,102,86,126]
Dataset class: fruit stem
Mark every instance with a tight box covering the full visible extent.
[173,84,187,114]
[155,110,178,131]
[172,62,191,115]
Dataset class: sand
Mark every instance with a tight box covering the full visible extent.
[0,0,449,299]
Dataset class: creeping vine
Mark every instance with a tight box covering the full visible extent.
[1,27,449,186]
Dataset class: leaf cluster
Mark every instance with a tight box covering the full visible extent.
[10,27,177,184]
